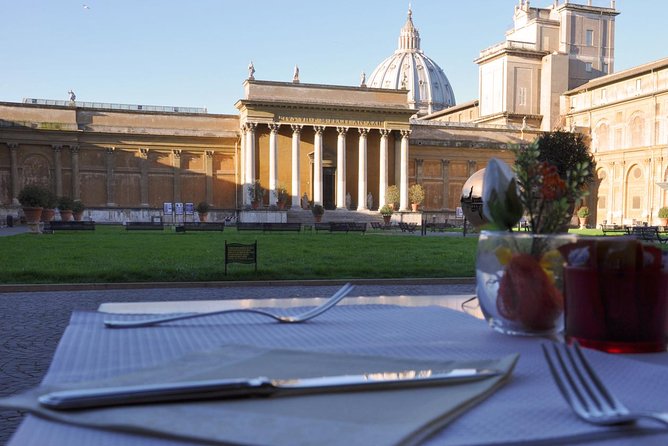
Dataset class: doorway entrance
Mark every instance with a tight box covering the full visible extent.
[323,168,336,210]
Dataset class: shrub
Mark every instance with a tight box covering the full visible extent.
[247,180,266,203]
[57,196,75,211]
[658,207,668,219]
[380,204,393,216]
[385,185,400,207]
[196,201,210,214]
[72,200,85,213]
[18,185,50,208]
[408,184,425,205]
[311,204,324,216]
[576,206,589,218]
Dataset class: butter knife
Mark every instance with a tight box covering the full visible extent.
[39,367,501,410]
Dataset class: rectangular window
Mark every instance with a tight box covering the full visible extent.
[636,78,642,93]
[601,88,607,102]
[585,62,593,73]
[586,29,594,46]
[603,63,609,73]
[632,196,641,209]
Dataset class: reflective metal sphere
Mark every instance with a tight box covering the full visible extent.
[460,168,488,228]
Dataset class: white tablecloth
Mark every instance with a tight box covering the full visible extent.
[7,303,668,445]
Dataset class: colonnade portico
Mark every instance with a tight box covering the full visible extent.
[239,120,411,211]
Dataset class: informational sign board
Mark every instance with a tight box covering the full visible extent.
[185,202,194,215]
[163,202,173,215]
[175,202,184,215]
[456,206,464,218]
[225,240,257,274]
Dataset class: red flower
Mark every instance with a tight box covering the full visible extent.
[538,162,566,200]
[497,253,564,331]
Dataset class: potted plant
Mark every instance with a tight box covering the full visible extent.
[408,184,425,212]
[658,206,668,226]
[576,206,589,229]
[18,184,49,223]
[57,196,75,221]
[311,204,324,222]
[380,204,393,224]
[275,184,289,209]
[72,200,85,221]
[247,180,266,209]
[41,190,57,222]
[385,185,400,210]
[196,201,210,222]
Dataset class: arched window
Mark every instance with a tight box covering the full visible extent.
[630,115,644,147]
[594,122,610,151]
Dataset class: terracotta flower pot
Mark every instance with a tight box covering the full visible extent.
[23,207,43,224]
[60,210,73,221]
[73,211,84,221]
[199,212,208,222]
[41,208,55,222]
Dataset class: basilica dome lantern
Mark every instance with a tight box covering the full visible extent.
[367,8,456,115]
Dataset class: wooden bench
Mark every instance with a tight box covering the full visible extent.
[328,222,367,233]
[45,221,95,232]
[398,222,418,233]
[426,222,454,232]
[629,226,667,244]
[600,224,629,236]
[262,222,301,232]
[126,222,164,230]
[178,222,225,232]
[370,221,393,231]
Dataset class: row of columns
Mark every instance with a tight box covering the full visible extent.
[240,123,411,211]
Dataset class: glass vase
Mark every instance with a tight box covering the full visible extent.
[475,230,577,336]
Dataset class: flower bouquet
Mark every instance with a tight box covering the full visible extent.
[476,136,593,336]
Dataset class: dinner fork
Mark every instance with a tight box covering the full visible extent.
[104,283,354,328]
[542,341,668,427]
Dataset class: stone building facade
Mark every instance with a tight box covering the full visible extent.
[2,1,665,227]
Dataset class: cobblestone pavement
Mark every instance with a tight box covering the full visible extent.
[0,281,475,444]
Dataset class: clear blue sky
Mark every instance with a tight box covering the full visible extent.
[1,0,664,115]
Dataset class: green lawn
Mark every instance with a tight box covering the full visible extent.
[0,226,479,284]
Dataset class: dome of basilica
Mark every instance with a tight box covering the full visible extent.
[367,8,456,116]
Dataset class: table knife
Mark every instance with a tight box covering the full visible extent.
[39,367,501,410]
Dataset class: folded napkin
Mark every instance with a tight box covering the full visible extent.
[1,344,517,446]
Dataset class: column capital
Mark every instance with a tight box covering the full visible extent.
[291,124,303,134]
[172,149,182,158]
[337,126,348,135]
[441,159,451,166]
[379,129,391,137]
[313,125,325,134]
[205,150,214,158]
[106,147,116,155]
[51,144,63,152]
[358,127,370,136]
[400,129,411,138]
[268,123,281,133]
[415,158,424,167]
[69,144,80,153]
[243,122,257,132]
[7,142,18,150]
[138,148,149,159]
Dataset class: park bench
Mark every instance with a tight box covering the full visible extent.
[398,222,418,233]
[370,221,393,231]
[628,226,667,244]
[426,222,454,232]
[600,224,629,236]
[126,221,164,231]
[45,221,95,232]
[328,222,367,234]
[178,222,225,232]
[262,222,301,232]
